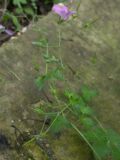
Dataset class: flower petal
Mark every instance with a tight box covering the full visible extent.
[52,3,76,20]
[5,29,14,36]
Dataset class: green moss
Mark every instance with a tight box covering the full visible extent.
[24,141,48,160]
[49,132,92,160]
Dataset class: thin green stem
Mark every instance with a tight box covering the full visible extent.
[45,43,49,74]
[43,106,68,135]
[40,117,47,135]
[93,116,107,133]
[76,1,81,13]
[71,123,101,160]
[23,137,35,146]
[58,29,61,47]
[43,112,59,135]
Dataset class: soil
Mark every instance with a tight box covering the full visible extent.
[0,0,53,45]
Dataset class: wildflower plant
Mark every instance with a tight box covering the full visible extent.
[31,1,120,160]
[52,3,76,20]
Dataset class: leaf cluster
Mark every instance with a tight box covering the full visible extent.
[33,33,120,160]
[35,81,120,160]
[2,0,37,30]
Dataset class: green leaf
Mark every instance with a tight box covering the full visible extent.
[64,90,91,116]
[3,12,21,30]
[35,75,48,90]
[49,68,64,81]
[35,108,45,114]
[111,145,120,160]
[15,7,23,14]
[80,106,93,115]
[53,0,67,3]
[32,39,48,47]
[11,14,21,30]
[35,68,64,90]
[106,129,120,145]
[84,128,107,144]
[72,104,82,115]
[106,128,120,159]
[81,117,95,128]
[93,141,110,159]
[31,0,37,10]
[84,128,110,159]
[64,90,85,106]
[81,85,97,102]
[24,7,35,16]
[50,115,70,133]
[43,54,59,63]
[13,0,27,6]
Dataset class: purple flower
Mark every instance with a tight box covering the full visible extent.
[0,24,14,36]
[52,3,76,20]
[5,29,14,36]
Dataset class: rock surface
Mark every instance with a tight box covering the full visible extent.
[0,0,120,159]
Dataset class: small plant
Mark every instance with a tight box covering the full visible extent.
[33,41,64,91]
[32,35,120,160]
[31,1,120,160]
[35,61,120,160]
[1,0,37,31]
[12,0,37,16]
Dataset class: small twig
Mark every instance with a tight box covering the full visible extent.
[11,124,24,141]
[67,64,76,75]
[9,70,21,81]
[0,61,21,81]
[43,90,53,104]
